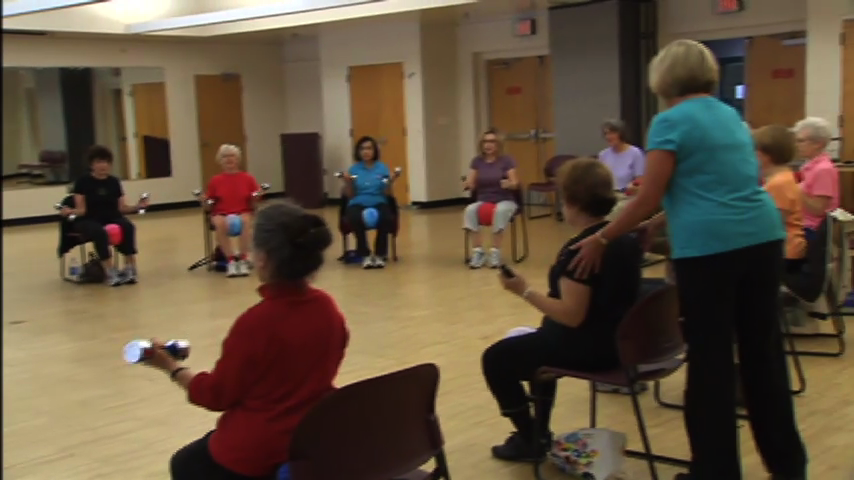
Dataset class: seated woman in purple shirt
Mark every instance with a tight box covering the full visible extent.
[598,119,645,193]
[463,129,520,269]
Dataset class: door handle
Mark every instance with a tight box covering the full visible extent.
[378,138,388,145]
[505,131,534,141]
[538,130,555,140]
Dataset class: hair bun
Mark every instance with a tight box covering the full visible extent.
[292,216,332,252]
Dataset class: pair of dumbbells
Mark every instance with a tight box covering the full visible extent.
[334,167,403,184]
[54,192,150,221]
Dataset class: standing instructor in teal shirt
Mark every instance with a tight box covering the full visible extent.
[570,40,806,480]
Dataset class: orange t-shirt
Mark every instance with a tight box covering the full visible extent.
[764,170,806,259]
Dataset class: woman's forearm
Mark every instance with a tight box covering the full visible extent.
[171,366,197,391]
[523,290,582,328]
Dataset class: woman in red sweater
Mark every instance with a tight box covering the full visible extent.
[202,144,263,277]
[144,200,349,480]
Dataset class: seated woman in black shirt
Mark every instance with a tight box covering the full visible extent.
[63,146,149,286]
[482,157,642,462]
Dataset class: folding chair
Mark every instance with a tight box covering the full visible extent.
[463,187,529,264]
[782,210,853,357]
[525,155,576,221]
[337,191,400,262]
[532,286,688,480]
[56,194,122,283]
[288,364,451,480]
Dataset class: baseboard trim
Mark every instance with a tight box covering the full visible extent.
[2,191,289,228]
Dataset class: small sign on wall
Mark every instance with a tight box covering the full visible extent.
[506,86,523,95]
[715,0,745,14]
[771,68,795,79]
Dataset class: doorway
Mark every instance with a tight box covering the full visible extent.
[195,74,247,186]
[347,62,410,204]
[485,56,554,187]
[131,82,169,179]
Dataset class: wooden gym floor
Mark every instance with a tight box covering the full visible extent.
[3,206,854,479]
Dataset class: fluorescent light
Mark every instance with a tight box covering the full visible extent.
[125,0,382,34]
[2,0,110,18]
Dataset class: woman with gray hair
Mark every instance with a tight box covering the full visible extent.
[794,116,838,241]
[201,144,263,277]
[142,199,348,480]
[569,39,806,480]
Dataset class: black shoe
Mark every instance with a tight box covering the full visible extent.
[491,432,548,463]
[673,474,691,480]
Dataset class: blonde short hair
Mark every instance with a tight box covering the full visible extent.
[217,144,242,163]
[648,39,720,101]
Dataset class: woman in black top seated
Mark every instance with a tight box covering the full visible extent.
[482,157,642,462]
[62,146,149,286]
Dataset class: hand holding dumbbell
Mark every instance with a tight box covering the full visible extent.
[137,193,151,214]
[461,175,472,191]
[123,339,191,364]
[334,171,357,181]
[54,203,76,221]
[192,189,216,207]
[382,167,404,184]
[252,183,271,198]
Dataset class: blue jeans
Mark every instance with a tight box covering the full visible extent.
[803,227,816,244]
[277,465,290,480]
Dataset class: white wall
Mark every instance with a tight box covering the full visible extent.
[806,0,846,146]
[120,67,168,179]
[91,68,124,178]
[317,15,427,201]
[281,35,323,134]
[421,21,461,201]
[2,36,285,220]
[455,10,550,176]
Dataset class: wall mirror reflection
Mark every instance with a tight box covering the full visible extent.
[2,66,172,190]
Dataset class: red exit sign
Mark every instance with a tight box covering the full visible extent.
[715,0,744,14]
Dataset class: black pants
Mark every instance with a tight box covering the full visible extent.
[481,326,617,438]
[74,216,137,261]
[673,240,806,479]
[345,203,393,257]
[170,431,274,480]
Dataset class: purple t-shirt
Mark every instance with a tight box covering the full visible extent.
[470,155,516,203]
[598,145,645,190]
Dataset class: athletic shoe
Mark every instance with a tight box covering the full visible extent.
[469,248,486,269]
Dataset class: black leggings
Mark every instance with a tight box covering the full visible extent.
[170,431,273,480]
[74,216,137,261]
[672,240,806,480]
[481,326,617,438]
[345,203,393,257]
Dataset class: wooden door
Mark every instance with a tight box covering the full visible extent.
[841,20,854,162]
[112,88,130,179]
[348,63,410,204]
[195,74,247,187]
[744,34,806,128]
[131,82,170,178]
[486,56,552,187]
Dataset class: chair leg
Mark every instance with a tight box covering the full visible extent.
[779,309,807,395]
[588,381,598,428]
[628,384,659,480]
[783,285,847,357]
[511,216,529,264]
[525,190,553,220]
[463,230,470,265]
[391,234,398,261]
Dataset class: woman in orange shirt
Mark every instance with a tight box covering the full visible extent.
[753,125,806,272]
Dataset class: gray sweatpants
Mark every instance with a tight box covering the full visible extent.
[463,200,517,233]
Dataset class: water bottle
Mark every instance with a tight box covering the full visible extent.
[69,257,81,280]
[123,339,191,364]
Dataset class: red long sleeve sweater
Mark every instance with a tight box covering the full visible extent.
[187,283,348,476]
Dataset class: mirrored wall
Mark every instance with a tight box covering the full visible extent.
[2,67,172,190]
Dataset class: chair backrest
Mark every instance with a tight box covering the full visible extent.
[784,215,830,303]
[289,363,445,480]
[615,285,684,368]
[543,155,577,178]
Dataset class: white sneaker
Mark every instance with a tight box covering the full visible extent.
[373,256,386,269]
[488,248,502,268]
[237,260,251,276]
[362,256,374,269]
[226,261,239,277]
[469,248,486,269]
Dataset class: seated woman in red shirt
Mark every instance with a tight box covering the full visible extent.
[203,144,263,277]
[143,200,349,480]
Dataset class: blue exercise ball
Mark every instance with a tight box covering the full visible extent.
[226,214,243,236]
[362,208,379,229]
